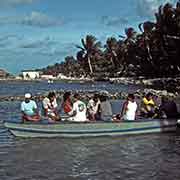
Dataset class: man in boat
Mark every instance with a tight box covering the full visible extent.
[87,94,101,121]
[99,94,113,121]
[140,92,158,118]
[62,91,73,115]
[113,94,138,121]
[21,93,41,122]
[159,96,180,119]
[42,92,61,122]
[69,93,88,122]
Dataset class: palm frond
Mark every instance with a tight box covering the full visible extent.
[81,38,87,50]
[75,45,85,51]
[94,41,102,49]
[119,35,126,39]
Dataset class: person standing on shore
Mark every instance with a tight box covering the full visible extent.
[42,92,61,122]
[21,93,41,122]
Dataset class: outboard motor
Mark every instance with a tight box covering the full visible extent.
[177,119,180,128]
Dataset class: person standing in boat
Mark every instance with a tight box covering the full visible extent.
[62,92,73,115]
[113,94,138,121]
[70,93,88,122]
[87,94,101,121]
[42,92,60,122]
[21,93,41,122]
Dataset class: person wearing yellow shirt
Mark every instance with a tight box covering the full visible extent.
[141,93,158,118]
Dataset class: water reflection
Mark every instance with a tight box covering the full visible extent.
[0,130,180,179]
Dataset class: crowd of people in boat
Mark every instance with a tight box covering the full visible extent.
[20,91,180,123]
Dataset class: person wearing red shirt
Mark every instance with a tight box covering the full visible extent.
[62,92,73,115]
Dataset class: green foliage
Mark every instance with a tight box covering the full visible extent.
[41,2,180,78]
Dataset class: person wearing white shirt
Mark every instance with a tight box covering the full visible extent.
[71,93,87,122]
[42,92,60,122]
[113,94,138,121]
[87,94,101,121]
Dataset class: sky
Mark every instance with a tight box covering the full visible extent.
[0,0,178,74]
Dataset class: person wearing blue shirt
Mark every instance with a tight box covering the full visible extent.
[21,93,41,122]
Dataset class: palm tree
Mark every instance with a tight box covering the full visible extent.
[119,27,137,68]
[76,35,101,74]
[104,37,118,67]
[64,56,77,76]
[138,21,156,61]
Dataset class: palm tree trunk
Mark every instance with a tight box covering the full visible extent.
[110,56,115,67]
[88,56,93,74]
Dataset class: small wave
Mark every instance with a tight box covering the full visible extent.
[0,129,8,134]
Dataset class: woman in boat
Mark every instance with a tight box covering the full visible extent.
[42,92,61,122]
[159,96,180,118]
[99,95,113,121]
[21,93,41,122]
[62,92,73,115]
[140,92,158,118]
[113,94,138,121]
[87,94,101,121]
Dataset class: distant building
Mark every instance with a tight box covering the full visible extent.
[21,70,41,80]
[0,69,10,78]
[40,74,55,80]
[57,73,70,79]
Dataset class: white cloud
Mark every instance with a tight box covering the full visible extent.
[0,11,63,28]
[21,11,63,27]
[101,16,129,27]
[136,0,177,17]
[0,0,36,6]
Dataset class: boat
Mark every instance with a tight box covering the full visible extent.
[3,119,178,138]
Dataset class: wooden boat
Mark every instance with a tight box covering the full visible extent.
[4,119,178,138]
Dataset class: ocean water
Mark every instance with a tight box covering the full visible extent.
[0,81,180,180]
[0,80,141,96]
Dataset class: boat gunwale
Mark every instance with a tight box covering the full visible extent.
[4,120,177,135]
[3,118,175,125]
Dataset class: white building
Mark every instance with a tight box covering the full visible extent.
[40,74,55,80]
[57,73,70,79]
[22,70,40,80]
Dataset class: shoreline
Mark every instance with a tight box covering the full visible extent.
[1,76,180,86]
[0,77,179,102]
[0,88,178,102]
[0,77,94,83]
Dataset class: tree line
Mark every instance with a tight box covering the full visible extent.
[40,2,180,79]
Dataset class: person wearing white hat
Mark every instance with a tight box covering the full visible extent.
[21,93,40,122]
